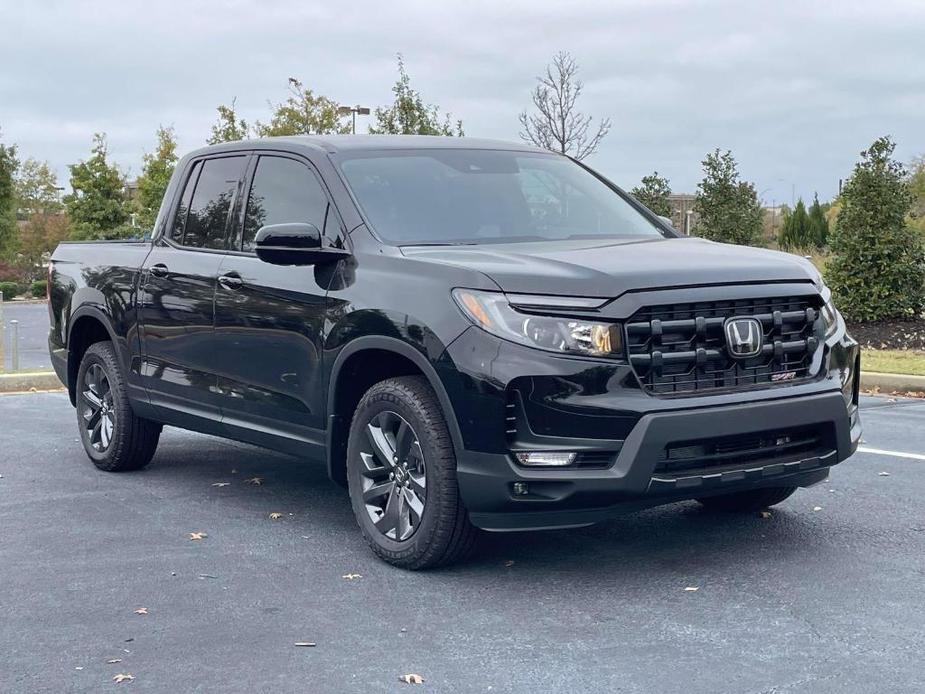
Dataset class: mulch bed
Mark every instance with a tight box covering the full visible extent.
[846,319,925,352]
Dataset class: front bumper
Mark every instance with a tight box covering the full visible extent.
[438,307,861,532]
[456,390,859,530]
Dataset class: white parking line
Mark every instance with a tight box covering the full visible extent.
[857,446,925,461]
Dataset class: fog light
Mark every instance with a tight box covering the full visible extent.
[514,451,577,466]
[512,482,530,496]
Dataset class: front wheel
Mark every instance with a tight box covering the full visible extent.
[76,341,161,472]
[346,376,477,569]
[697,486,798,512]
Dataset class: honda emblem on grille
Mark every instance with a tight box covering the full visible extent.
[724,317,763,358]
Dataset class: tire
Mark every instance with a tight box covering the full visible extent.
[346,376,477,569]
[75,341,161,472]
[697,486,798,512]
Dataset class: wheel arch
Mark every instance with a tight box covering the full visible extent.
[325,336,463,487]
[66,307,120,406]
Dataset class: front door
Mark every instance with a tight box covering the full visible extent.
[212,154,340,457]
[138,154,248,430]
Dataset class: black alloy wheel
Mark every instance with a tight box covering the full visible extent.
[358,410,427,541]
[80,362,116,452]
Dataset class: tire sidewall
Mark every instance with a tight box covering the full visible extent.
[346,387,446,560]
[75,343,124,467]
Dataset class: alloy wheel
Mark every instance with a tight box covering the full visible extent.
[358,410,427,541]
[81,363,116,452]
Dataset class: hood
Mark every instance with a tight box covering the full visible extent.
[400,236,821,298]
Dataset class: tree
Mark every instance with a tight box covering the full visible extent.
[64,133,131,240]
[14,158,61,217]
[13,158,67,279]
[693,149,763,245]
[255,78,349,136]
[136,126,178,230]
[807,193,829,247]
[630,171,672,217]
[827,136,925,321]
[370,54,463,136]
[16,213,70,282]
[778,198,811,249]
[518,51,611,160]
[0,130,19,261]
[909,155,925,235]
[207,98,249,144]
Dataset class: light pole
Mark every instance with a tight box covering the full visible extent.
[337,105,371,134]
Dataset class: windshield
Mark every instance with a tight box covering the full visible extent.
[338,149,666,245]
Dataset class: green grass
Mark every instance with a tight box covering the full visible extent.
[862,349,925,376]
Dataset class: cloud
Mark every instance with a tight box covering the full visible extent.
[1,0,923,203]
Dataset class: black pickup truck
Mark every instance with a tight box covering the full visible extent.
[48,136,861,568]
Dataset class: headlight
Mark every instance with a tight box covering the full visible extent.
[452,289,623,357]
[821,297,840,339]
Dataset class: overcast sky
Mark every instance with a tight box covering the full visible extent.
[2,0,924,205]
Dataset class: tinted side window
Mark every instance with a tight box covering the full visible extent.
[182,156,247,249]
[170,161,201,245]
[242,156,329,252]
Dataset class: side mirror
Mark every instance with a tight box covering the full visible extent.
[254,223,350,266]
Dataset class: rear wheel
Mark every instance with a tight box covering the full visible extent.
[76,342,161,472]
[697,486,798,512]
[346,376,477,569]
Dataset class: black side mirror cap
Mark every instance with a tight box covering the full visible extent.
[254,223,350,266]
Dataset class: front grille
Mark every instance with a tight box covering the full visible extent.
[626,295,822,395]
[655,425,833,476]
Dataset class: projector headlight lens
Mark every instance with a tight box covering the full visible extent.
[452,289,622,358]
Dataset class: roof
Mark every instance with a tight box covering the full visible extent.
[189,135,548,159]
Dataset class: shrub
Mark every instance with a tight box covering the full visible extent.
[778,199,811,250]
[694,149,763,245]
[31,279,47,298]
[0,280,20,299]
[826,136,925,321]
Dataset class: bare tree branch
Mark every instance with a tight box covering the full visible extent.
[518,51,610,160]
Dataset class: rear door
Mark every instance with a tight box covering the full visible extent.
[212,153,342,456]
[138,154,249,430]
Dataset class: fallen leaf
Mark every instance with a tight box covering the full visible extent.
[812,506,823,512]
[294,642,316,647]
[244,477,263,485]
[231,469,238,474]
[188,531,208,541]
[112,673,134,683]
[879,471,891,477]
[107,659,122,664]
[504,560,515,567]
[268,512,284,520]
[342,573,362,580]
[684,586,699,592]
[133,607,148,615]
[197,573,218,580]
[75,666,83,670]
[758,510,772,519]
[211,482,230,487]
[399,673,425,684]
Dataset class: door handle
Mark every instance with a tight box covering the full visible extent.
[218,272,244,290]
[149,263,169,278]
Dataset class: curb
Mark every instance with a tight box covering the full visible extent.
[0,371,65,393]
[860,371,925,394]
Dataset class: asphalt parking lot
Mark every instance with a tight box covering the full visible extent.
[1,392,924,693]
